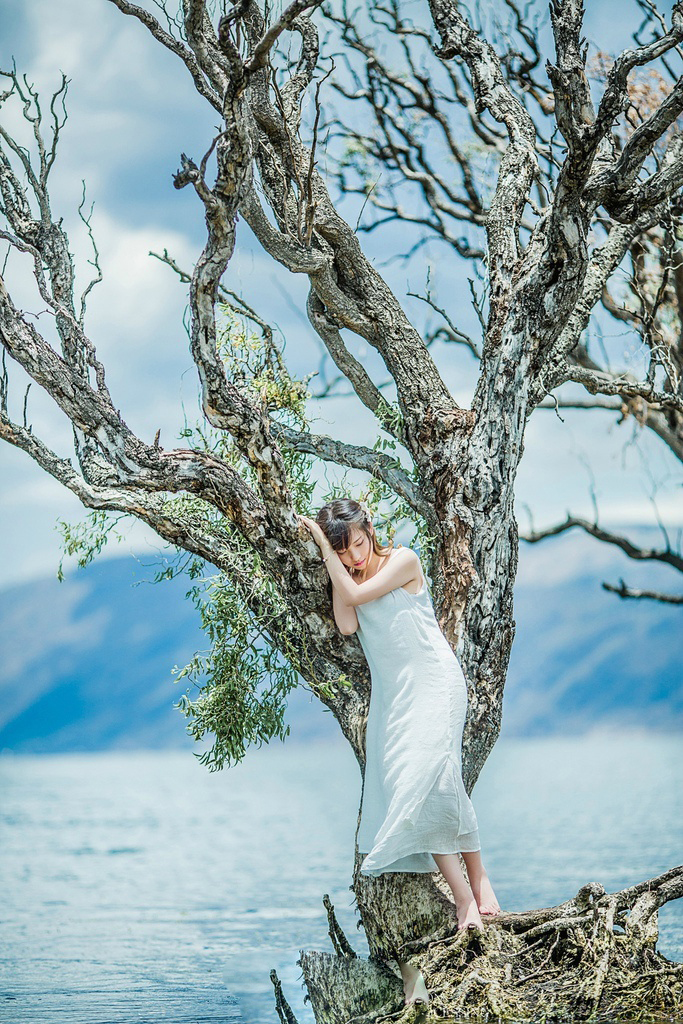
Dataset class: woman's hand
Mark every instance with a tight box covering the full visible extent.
[298,514,333,558]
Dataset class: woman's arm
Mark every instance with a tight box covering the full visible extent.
[326,547,421,607]
[333,585,359,634]
[297,515,421,607]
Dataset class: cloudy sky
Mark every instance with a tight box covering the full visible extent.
[1,0,681,591]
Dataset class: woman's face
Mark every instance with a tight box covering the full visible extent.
[337,525,373,571]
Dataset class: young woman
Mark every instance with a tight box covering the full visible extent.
[299,498,500,1008]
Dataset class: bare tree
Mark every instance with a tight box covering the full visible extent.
[1,0,681,1020]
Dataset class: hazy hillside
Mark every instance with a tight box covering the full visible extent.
[0,526,680,754]
[509,528,682,734]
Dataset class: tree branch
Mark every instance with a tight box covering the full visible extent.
[106,0,222,109]
[521,514,682,572]
[602,579,683,603]
[268,420,420,512]
[429,0,538,343]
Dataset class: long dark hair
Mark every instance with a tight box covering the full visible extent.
[316,498,394,574]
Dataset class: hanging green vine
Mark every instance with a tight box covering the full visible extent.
[56,303,427,770]
[56,509,128,581]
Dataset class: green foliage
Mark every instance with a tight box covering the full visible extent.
[55,303,428,772]
[179,303,318,513]
[56,510,127,581]
[365,430,437,574]
[173,550,355,771]
[145,549,206,585]
[170,309,335,770]
[216,303,313,423]
[173,550,296,772]
[319,394,436,570]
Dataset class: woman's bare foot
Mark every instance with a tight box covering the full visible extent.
[399,962,430,1006]
[433,852,485,931]
[461,853,501,917]
[456,894,483,931]
[470,870,501,916]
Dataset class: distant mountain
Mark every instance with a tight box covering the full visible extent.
[508,527,682,734]
[0,526,680,754]
[0,557,340,755]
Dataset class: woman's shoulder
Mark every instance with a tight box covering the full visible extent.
[391,543,419,560]
[388,544,421,573]
[393,545,427,580]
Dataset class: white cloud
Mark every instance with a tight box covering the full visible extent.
[10,0,216,202]
[596,497,683,527]
[0,471,67,510]
[0,229,203,502]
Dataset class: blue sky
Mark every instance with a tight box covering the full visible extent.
[0,0,681,590]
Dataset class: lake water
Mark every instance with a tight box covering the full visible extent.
[1,733,681,1024]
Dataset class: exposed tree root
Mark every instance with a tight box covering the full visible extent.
[297,950,404,1024]
[294,866,683,1023]
[271,967,302,1024]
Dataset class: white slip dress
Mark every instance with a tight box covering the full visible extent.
[355,547,480,877]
